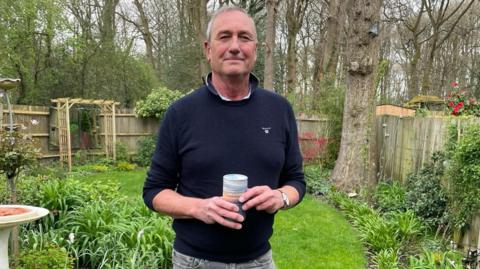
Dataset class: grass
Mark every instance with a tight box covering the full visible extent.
[78,168,366,269]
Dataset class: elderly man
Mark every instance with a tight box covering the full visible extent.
[143,6,305,269]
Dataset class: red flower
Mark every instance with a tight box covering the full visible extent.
[448,101,454,107]
[451,81,459,88]
[452,102,464,115]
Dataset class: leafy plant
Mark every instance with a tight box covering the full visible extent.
[16,243,74,269]
[135,86,184,119]
[445,124,480,229]
[404,152,447,231]
[304,165,331,196]
[115,141,129,162]
[373,249,400,269]
[135,135,157,167]
[0,129,39,202]
[407,248,464,269]
[446,82,480,116]
[116,161,137,171]
[373,181,406,213]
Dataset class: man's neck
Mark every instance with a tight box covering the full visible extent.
[211,73,250,101]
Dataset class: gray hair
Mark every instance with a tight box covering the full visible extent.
[205,6,257,42]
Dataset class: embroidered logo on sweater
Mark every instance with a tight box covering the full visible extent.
[261,127,271,134]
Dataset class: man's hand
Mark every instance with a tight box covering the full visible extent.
[193,197,244,230]
[239,186,283,214]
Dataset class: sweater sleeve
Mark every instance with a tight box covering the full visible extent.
[143,106,180,211]
[279,103,306,202]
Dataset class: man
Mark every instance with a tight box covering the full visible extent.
[143,6,305,269]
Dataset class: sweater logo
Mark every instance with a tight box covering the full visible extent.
[261,127,271,134]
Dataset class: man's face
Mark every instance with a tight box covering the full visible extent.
[204,11,257,78]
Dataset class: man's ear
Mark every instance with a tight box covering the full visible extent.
[203,41,211,61]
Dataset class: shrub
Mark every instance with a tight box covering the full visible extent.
[17,243,74,269]
[373,181,406,213]
[116,161,137,171]
[73,150,89,165]
[445,124,480,229]
[304,165,331,196]
[135,135,157,167]
[115,141,130,162]
[135,87,184,119]
[405,152,447,230]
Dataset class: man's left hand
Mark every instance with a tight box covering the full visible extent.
[239,186,283,214]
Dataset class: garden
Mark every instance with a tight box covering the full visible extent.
[1,117,480,268]
[1,83,480,269]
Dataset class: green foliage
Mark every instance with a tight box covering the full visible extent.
[405,152,447,230]
[73,150,89,165]
[304,165,331,196]
[17,243,74,269]
[0,130,38,179]
[7,171,175,268]
[115,141,129,162]
[445,124,480,229]
[373,181,406,213]
[135,87,184,119]
[446,82,480,116]
[116,161,137,171]
[407,249,464,269]
[287,79,345,168]
[135,135,157,167]
[80,111,92,132]
[373,249,399,269]
[328,191,430,267]
[387,210,423,243]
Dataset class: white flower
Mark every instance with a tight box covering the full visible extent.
[137,229,145,241]
[0,92,4,98]
[68,232,75,243]
[30,119,39,126]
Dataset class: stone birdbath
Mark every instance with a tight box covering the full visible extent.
[0,205,49,269]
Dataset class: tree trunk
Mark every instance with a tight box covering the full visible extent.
[331,0,383,192]
[313,0,345,90]
[133,0,156,71]
[263,0,278,91]
[285,0,309,93]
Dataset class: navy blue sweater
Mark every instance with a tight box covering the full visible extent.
[143,77,305,263]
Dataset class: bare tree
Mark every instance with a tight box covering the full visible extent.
[263,0,279,90]
[285,0,309,93]
[331,0,383,192]
[313,0,346,88]
[420,0,476,94]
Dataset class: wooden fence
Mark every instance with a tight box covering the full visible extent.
[1,104,330,160]
[376,115,480,182]
[376,114,480,251]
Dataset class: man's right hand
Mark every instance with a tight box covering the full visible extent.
[193,197,244,230]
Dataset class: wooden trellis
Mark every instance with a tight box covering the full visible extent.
[51,98,119,171]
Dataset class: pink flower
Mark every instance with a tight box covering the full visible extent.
[451,82,459,88]
[448,101,454,107]
[469,98,477,105]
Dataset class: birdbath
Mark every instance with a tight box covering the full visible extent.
[0,205,49,269]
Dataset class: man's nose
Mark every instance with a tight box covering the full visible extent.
[228,37,241,54]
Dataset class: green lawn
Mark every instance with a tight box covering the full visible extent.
[79,169,366,269]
